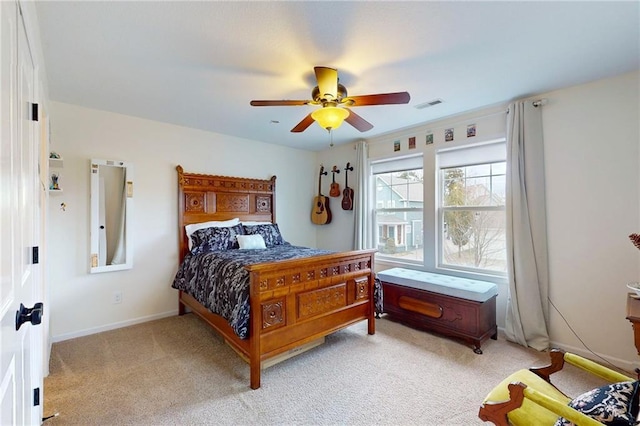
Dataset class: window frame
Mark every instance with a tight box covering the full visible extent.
[372,159,425,267]
[437,159,507,277]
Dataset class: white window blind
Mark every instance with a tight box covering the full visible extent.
[371,155,423,175]
[438,141,506,169]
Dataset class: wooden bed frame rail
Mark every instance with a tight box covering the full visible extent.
[175,166,376,389]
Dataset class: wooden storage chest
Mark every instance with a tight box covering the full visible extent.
[378,268,498,354]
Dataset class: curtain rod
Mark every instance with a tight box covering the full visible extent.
[361,98,548,146]
[414,108,509,134]
[506,98,548,113]
[532,98,548,107]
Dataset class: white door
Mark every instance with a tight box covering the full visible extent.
[1,1,43,424]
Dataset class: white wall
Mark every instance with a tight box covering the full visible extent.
[47,102,317,341]
[316,141,360,251]
[542,71,640,367]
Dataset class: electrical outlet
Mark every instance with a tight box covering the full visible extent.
[113,291,122,304]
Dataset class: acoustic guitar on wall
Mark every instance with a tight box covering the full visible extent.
[311,166,332,225]
[342,162,354,211]
[329,165,340,197]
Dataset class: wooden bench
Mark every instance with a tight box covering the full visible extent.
[378,268,498,354]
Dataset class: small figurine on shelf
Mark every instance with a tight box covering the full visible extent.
[50,173,60,190]
[49,151,60,159]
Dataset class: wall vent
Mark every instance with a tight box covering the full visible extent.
[415,99,444,110]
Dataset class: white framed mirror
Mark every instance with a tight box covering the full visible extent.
[90,159,133,273]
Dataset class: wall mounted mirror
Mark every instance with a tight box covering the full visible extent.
[90,159,133,273]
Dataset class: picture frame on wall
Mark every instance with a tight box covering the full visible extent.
[394,140,400,152]
[409,137,416,149]
[467,124,476,138]
[426,133,433,145]
[445,128,454,142]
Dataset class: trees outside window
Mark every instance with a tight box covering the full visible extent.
[440,162,506,273]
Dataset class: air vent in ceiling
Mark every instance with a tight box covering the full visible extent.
[415,98,444,110]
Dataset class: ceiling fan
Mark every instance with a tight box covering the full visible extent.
[250,66,410,133]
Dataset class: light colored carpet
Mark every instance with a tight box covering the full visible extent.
[45,314,609,425]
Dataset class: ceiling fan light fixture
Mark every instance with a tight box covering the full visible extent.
[311,106,349,130]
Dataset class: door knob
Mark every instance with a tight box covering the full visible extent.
[15,302,43,330]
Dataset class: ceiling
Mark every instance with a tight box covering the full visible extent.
[35,1,639,152]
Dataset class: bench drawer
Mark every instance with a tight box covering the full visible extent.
[381,281,497,353]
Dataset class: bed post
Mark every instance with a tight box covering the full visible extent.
[249,271,261,389]
[178,291,186,315]
[176,166,187,316]
[270,175,277,224]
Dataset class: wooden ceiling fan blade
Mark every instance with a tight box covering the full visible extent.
[345,109,374,132]
[314,66,338,100]
[346,91,410,107]
[250,100,310,106]
[291,113,315,133]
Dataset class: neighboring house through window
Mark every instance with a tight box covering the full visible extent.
[372,156,424,265]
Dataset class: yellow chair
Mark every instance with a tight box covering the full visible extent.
[479,348,636,426]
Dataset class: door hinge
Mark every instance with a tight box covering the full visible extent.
[31,103,39,121]
[32,246,39,264]
[33,387,40,406]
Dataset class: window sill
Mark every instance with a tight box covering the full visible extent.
[375,256,424,270]
[435,265,507,285]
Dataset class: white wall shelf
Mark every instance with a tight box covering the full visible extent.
[49,157,63,168]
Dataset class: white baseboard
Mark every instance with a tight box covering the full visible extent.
[549,340,638,375]
[496,327,637,374]
[51,310,178,343]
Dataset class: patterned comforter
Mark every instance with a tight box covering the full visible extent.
[172,244,334,339]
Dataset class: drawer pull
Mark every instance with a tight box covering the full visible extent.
[398,296,442,318]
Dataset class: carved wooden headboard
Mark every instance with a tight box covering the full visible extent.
[176,165,276,261]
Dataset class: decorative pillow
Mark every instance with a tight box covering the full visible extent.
[185,218,240,250]
[243,223,285,247]
[554,381,640,426]
[190,223,244,254]
[237,234,267,250]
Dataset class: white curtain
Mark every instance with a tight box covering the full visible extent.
[353,140,372,250]
[504,100,550,351]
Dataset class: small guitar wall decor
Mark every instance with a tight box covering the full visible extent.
[329,165,341,197]
[342,162,354,211]
[311,165,332,225]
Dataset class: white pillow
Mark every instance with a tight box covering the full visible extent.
[185,218,240,250]
[237,234,267,250]
[241,221,272,226]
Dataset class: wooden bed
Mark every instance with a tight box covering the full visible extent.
[175,165,376,389]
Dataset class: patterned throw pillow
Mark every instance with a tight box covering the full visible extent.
[242,224,285,247]
[190,224,245,254]
[554,381,640,426]
[184,218,240,250]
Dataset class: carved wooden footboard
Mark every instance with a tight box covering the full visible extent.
[175,166,376,389]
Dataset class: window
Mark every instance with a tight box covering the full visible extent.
[369,140,506,278]
[439,160,506,274]
[373,156,423,264]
